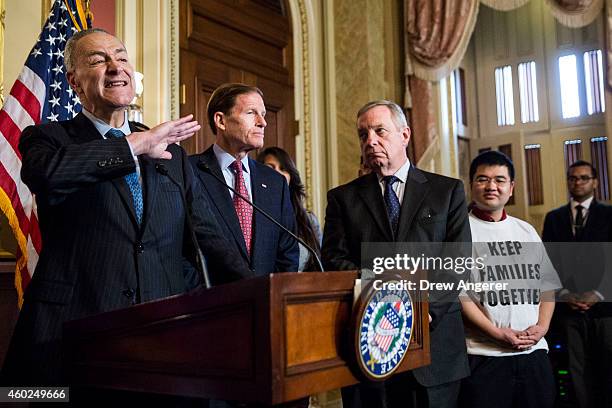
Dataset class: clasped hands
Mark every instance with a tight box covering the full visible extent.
[126,114,200,159]
[493,324,547,350]
[562,291,600,311]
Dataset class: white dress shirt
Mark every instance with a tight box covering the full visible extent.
[376,158,411,204]
[213,144,252,200]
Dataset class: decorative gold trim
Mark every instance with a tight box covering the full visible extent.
[169,0,179,118]
[115,0,124,40]
[296,0,312,211]
[0,0,5,105]
[136,0,144,74]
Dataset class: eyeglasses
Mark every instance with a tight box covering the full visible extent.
[567,176,595,183]
[474,176,509,186]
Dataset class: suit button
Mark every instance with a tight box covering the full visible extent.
[97,160,107,167]
[122,288,135,299]
[135,242,144,254]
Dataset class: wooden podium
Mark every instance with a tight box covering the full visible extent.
[64,271,430,405]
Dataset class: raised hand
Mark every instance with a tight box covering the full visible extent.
[127,114,201,159]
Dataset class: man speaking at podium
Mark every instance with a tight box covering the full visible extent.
[322,100,471,408]
[1,28,249,387]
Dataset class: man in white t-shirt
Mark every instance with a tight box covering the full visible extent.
[459,151,561,408]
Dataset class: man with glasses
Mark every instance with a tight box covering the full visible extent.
[459,151,560,408]
[542,160,612,407]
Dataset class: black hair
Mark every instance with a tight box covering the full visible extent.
[567,160,597,179]
[256,147,321,271]
[469,150,515,181]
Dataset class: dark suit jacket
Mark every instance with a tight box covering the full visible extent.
[542,201,612,243]
[1,113,249,386]
[542,200,612,316]
[189,146,299,282]
[322,167,471,387]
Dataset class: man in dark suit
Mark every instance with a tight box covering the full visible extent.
[0,28,249,387]
[190,83,299,283]
[542,160,612,408]
[322,100,471,408]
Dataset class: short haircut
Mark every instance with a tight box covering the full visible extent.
[567,160,597,179]
[64,28,112,72]
[357,100,408,130]
[207,83,264,135]
[469,150,515,181]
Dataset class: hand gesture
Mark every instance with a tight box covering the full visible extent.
[127,114,201,159]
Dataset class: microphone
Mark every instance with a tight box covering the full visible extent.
[197,160,324,272]
[155,163,212,289]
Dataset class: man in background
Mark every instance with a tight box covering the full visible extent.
[190,83,299,283]
[543,160,612,407]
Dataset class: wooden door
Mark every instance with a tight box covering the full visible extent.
[179,0,295,157]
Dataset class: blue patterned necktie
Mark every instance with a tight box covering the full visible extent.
[106,129,143,225]
[383,175,400,235]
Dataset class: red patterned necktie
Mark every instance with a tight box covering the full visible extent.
[230,159,253,255]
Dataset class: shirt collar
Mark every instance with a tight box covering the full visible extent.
[469,202,508,222]
[376,158,411,184]
[571,195,594,210]
[82,109,131,137]
[213,143,250,174]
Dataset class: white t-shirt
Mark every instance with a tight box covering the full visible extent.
[464,213,561,357]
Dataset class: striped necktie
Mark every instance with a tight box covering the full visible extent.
[230,159,253,255]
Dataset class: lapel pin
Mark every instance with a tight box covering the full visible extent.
[262,184,267,188]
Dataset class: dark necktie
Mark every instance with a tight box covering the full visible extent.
[383,175,400,235]
[574,204,584,239]
[230,159,253,255]
[106,129,143,225]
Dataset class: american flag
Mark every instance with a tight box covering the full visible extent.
[0,0,89,307]
[374,302,402,353]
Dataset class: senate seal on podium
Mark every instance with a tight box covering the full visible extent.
[354,281,414,380]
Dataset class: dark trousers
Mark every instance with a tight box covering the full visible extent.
[563,313,612,408]
[208,398,309,408]
[458,350,555,408]
[69,388,209,407]
[341,371,460,408]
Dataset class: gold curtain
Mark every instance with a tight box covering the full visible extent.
[405,0,479,82]
[480,0,531,10]
[545,0,604,28]
[403,0,478,163]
